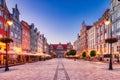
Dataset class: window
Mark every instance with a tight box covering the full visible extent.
[4,15,7,19]
[0,21,2,29]
[105,33,107,39]
[10,31,14,37]
[0,34,2,38]
[0,10,2,16]
[104,44,106,53]
[4,24,7,31]
[15,33,17,38]
[16,26,18,31]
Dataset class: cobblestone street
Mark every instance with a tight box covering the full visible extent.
[1,59,120,80]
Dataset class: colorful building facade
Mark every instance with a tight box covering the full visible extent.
[73,34,80,55]
[49,43,73,58]
[21,20,30,52]
[111,0,120,58]
[34,28,38,53]
[0,0,10,51]
[10,4,22,53]
[30,23,35,53]
[95,9,110,58]
[87,25,96,55]
[79,21,92,54]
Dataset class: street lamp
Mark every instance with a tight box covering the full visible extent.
[43,51,46,61]
[105,17,118,70]
[5,18,13,71]
[105,18,113,70]
[43,45,47,61]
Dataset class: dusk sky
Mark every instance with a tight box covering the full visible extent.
[6,0,110,44]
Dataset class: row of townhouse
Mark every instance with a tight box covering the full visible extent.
[0,0,48,54]
[74,9,111,59]
[74,0,120,60]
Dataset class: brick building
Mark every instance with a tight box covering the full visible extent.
[21,20,30,52]
[49,43,73,58]
[79,21,92,54]
[95,9,110,58]
[0,0,10,51]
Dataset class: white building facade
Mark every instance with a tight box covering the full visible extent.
[73,34,80,55]
[110,0,120,57]
[87,25,96,55]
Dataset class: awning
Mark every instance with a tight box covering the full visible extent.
[8,50,17,54]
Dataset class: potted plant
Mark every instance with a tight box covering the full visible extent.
[0,37,13,43]
[82,52,87,59]
[105,37,118,44]
[90,50,96,61]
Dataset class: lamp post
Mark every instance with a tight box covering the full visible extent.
[43,45,47,61]
[105,18,116,70]
[5,18,13,71]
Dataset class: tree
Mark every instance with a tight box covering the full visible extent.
[90,50,96,57]
[65,52,70,56]
[69,50,76,55]
[82,52,87,58]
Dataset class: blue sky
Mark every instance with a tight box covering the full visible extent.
[6,0,110,44]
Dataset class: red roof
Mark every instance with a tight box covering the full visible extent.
[50,44,67,49]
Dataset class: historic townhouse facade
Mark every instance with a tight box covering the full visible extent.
[0,0,12,64]
[36,32,46,54]
[30,24,48,54]
[30,23,35,53]
[74,9,110,58]
[49,42,73,58]
[95,9,110,58]
[0,0,10,51]
[43,37,49,54]
[36,31,40,53]
[87,25,96,55]
[40,34,44,54]
[73,34,80,55]
[10,4,22,53]
[21,20,30,52]
[110,0,120,56]
[79,22,92,54]
[0,0,50,65]
[34,28,38,53]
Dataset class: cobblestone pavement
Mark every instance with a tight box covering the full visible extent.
[1,59,120,80]
[53,59,70,80]
[63,59,120,80]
